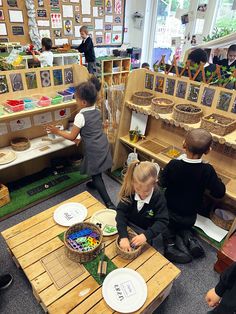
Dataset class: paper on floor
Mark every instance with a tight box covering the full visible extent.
[194,214,228,242]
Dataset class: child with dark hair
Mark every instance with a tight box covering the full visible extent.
[159,128,225,264]
[188,48,208,65]
[206,262,236,314]
[46,80,115,210]
[213,45,236,68]
[141,62,150,70]
[78,26,96,74]
[32,37,53,67]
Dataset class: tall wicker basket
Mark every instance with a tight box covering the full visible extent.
[11,137,30,151]
[131,91,154,106]
[64,222,103,263]
[201,114,236,136]
[115,231,144,260]
[151,97,174,114]
[173,104,202,124]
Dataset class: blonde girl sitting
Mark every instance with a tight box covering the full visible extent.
[115,160,169,252]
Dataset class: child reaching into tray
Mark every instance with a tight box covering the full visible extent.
[159,128,225,264]
[116,161,169,252]
[46,79,116,210]
[31,37,53,68]
[205,262,236,314]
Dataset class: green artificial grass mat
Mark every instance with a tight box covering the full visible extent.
[194,226,225,249]
[58,232,117,285]
[0,170,88,220]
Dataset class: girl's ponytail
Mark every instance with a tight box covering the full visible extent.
[119,160,140,203]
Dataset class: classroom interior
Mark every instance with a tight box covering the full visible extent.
[0,0,236,314]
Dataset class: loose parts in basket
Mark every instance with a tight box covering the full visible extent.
[173,103,202,124]
[152,97,174,114]
[131,91,154,106]
[115,231,144,260]
[201,113,236,136]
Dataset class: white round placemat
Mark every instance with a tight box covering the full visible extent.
[90,209,117,236]
[53,202,87,226]
[102,268,147,313]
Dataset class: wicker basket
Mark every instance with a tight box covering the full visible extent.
[210,210,234,231]
[64,222,103,263]
[115,231,144,260]
[151,97,174,114]
[11,137,30,151]
[173,104,202,124]
[201,114,236,136]
[131,91,154,106]
[0,184,10,208]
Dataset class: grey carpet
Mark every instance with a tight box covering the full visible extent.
[0,174,220,314]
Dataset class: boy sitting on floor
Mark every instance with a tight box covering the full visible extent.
[159,128,225,264]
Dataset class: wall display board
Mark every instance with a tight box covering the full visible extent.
[0,0,125,47]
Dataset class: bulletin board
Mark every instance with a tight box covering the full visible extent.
[0,0,125,47]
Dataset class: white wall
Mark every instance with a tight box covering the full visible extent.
[124,0,147,47]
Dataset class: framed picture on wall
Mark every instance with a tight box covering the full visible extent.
[145,73,154,90]
[216,91,232,112]
[40,70,51,87]
[187,84,200,103]
[176,81,187,99]
[165,78,175,95]
[10,73,23,92]
[0,75,9,94]
[231,97,236,113]
[64,68,73,84]
[25,72,37,89]
[53,69,63,86]
[201,87,215,107]
[155,76,165,93]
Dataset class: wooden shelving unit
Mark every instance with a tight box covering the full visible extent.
[95,57,131,86]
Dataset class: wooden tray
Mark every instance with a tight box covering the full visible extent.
[139,140,165,155]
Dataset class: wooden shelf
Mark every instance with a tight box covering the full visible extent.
[119,135,236,200]
[126,100,236,148]
[0,135,75,171]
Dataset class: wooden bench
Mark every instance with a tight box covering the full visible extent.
[1,191,180,313]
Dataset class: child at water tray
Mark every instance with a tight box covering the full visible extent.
[159,128,225,264]
[46,80,115,210]
[115,160,169,252]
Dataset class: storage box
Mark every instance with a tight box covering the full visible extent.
[0,184,10,208]
[5,100,24,112]
[201,113,236,136]
[51,95,63,105]
[57,91,74,102]
[37,96,51,107]
[23,98,37,110]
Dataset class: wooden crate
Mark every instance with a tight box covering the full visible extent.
[0,184,10,207]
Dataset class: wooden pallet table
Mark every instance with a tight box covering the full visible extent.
[1,191,180,314]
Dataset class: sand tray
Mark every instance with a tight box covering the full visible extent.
[41,246,85,290]
[0,150,17,165]
[139,140,165,155]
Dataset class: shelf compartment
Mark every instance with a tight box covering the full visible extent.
[103,60,113,74]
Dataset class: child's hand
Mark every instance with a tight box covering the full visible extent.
[131,233,147,247]
[73,138,81,146]
[205,288,221,307]
[120,238,132,252]
[45,124,59,135]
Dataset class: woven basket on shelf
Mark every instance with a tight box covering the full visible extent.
[11,137,30,151]
[131,91,154,106]
[201,114,236,136]
[115,231,144,260]
[64,222,103,263]
[210,210,233,231]
[173,104,202,124]
[151,97,174,114]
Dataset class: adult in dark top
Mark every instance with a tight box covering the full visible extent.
[213,44,236,68]
[78,25,96,74]
[116,161,168,252]
[206,262,236,314]
[159,129,225,264]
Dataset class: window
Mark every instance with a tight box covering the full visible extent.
[215,0,236,32]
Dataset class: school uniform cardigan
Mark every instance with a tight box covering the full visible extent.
[116,188,169,241]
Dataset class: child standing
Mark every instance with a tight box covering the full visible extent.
[46,80,115,210]
[32,37,53,67]
[213,45,236,68]
[116,161,168,252]
[78,26,96,74]
[205,262,236,314]
[159,128,225,264]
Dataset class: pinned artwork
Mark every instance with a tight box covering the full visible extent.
[39,29,50,39]
[81,0,91,15]
[54,29,61,37]
[187,84,200,103]
[165,78,175,96]
[38,20,50,27]
[217,92,232,112]
[75,13,80,23]
[0,23,7,35]
[10,117,32,132]
[0,75,8,94]
[105,0,112,14]
[95,0,103,5]
[62,5,73,18]
[51,13,62,28]
[95,19,103,30]
[54,108,71,121]
[40,70,51,87]
[25,72,37,90]
[111,33,122,44]
[33,112,53,125]
[114,0,122,14]
[105,32,111,44]
[145,73,154,90]
[50,0,59,6]
[96,36,103,44]
[114,16,121,23]
[0,123,8,136]
[37,9,47,17]
[0,10,4,20]
[64,68,73,84]
[9,10,23,23]
[176,81,187,99]
[98,6,104,16]
[38,0,44,6]
[105,24,112,31]
[155,76,165,93]
[64,19,73,35]
[7,0,18,7]
[201,87,215,107]
[10,73,23,92]
[12,26,24,35]
[53,69,63,86]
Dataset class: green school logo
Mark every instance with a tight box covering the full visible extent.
[147,209,154,217]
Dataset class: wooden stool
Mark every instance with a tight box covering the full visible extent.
[214,232,236,273]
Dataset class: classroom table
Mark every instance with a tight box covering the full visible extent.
[1,191,180,314]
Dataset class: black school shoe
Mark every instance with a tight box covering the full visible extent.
[86,181,96,189]
[0,273,13,290]
[179,229,205,258]
[164,239,192,264]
